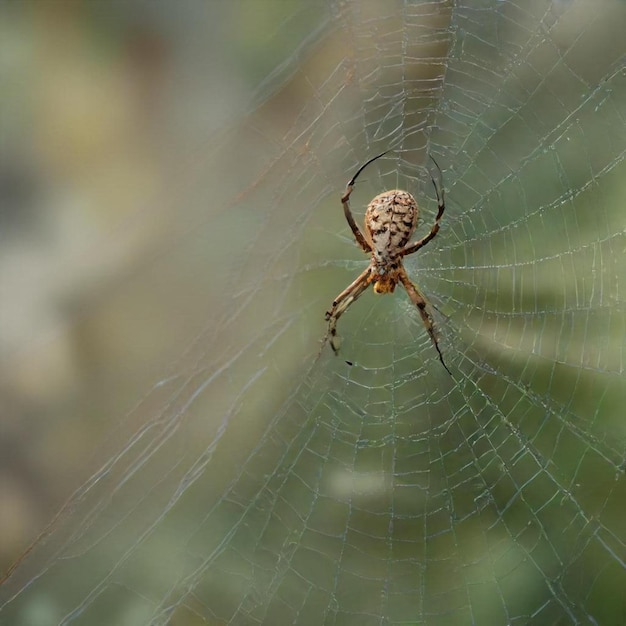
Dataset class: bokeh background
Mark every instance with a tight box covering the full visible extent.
[1,1,625,624]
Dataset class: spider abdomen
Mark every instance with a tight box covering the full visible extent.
[365,190,418,266]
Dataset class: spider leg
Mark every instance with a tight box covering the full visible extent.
[401,156,446,256]
[341,151,389,254]
[323,268,372,354]
[398,268,451,375]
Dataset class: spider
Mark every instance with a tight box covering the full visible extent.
[323,151,451,375]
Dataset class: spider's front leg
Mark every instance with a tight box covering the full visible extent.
[323,268,372,354]
[402,156,446,257]
[398,269,452,375]
[341,151,389,254]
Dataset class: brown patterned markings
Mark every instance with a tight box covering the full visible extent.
[364,190,418,264]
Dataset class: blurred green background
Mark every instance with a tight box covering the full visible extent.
[1,1,625,624]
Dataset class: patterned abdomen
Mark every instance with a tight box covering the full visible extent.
[365,190,418,265]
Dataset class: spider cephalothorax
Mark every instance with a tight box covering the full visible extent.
[323,152,451,374]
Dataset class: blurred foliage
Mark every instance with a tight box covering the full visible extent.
[1,1,625,625]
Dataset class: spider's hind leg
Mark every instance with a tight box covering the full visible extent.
[398,269,452,376]
[321,268,372,355]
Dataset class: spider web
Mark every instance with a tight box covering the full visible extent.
[1,1,625,624]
